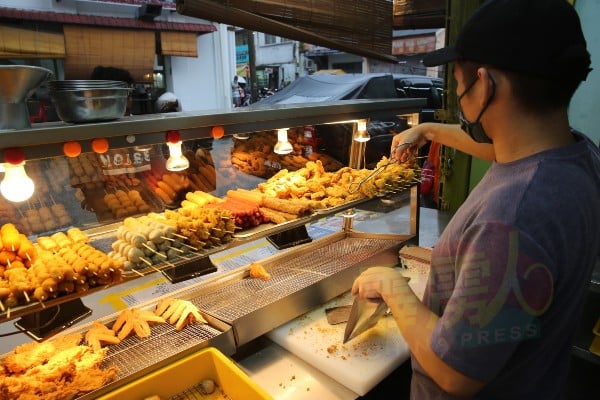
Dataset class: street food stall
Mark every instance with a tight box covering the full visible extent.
[0,69,428,399]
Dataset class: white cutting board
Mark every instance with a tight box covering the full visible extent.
[267,291,411,396]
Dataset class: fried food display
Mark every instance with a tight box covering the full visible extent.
[154,298,207,331]
[164,203,236,249]
[253,157,417,209]
[112,307,166,340]
[0,333,118,400]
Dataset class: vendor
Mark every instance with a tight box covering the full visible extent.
[352,0,600,399]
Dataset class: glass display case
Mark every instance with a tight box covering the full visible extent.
[0,98,425,398]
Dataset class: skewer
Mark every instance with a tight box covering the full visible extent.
[23,291,30,303]
[140,257,153,266]
[142,243,167,258]
[150,265,162,273]
[168,246,184,253]
[172,233,187,239]
[7,308,11,319]
[0,301,5,312]
[130,268,145,277]
[39,300,46,309]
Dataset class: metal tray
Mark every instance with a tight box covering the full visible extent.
[68,304,236,400]
[189,231,410,346]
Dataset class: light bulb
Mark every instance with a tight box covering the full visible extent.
[165,141,190,171]
[353,119,370,142]
[233,132,250,140]
[1,162,35,202]
[274,128,293,155]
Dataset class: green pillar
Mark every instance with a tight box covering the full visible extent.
[439,0,483,212]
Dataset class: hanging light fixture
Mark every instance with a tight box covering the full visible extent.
[233,132,250,140]
[1,148,34,203]
[274,128,293,155]
[352,119,370,142]
[165,130,190,171]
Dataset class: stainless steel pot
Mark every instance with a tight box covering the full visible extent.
[0,65,53,130]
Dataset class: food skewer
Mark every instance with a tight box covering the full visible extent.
[142,243,167,259]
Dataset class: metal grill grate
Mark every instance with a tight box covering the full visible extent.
[101,322,223,378]
[195,237,398,322]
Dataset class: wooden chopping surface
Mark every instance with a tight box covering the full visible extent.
[266,291,410,396]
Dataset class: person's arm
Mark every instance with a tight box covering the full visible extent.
[351,267,486,397]
[391,123,496,163]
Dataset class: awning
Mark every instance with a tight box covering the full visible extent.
[0,25,65,59]
[0,6,216,34]
[160,31,198,57]
[63,25,155,82]
[176,0,397,63]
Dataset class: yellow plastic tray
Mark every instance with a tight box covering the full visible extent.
[97,347,272,400]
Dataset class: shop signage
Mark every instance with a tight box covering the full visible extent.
[392,35,436,55]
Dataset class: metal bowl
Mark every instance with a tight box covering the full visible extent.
[49,88,130,123]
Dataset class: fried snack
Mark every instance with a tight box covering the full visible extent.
[249,262,271,281]
[0,333,118,400]
[85,320,121,351]
[112,307,166,340]
[261,196,313,216]
[155,298,207,331]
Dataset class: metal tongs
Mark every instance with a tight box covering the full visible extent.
[348,142,416,194]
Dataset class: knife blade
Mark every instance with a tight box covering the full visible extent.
[343,297,388,344]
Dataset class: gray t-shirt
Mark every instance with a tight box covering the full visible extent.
[411,132,600,399]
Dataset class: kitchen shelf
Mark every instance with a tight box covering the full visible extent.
[0,98,425,162]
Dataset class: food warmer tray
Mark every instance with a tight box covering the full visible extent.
[66,306,236,400]
[182,230,412,346]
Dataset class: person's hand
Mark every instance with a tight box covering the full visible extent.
[351,266,410,302]
[390,124,430,163]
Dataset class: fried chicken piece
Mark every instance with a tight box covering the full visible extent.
[0,340,117,400]
[2,333,82,374]
[249,262,271,281]
[85,320,121,351]
[112,307,166,340]
[155,298,207,331]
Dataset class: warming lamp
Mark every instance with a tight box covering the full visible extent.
[274,128,293,155]
[352,119,370,142]
[233,132,250,140]
[1,148,34,202]
[165,130,189,171]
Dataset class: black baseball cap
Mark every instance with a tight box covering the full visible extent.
[423,0,591,82]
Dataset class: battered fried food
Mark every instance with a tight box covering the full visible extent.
[2,333,83,374]
[154,298,207,331]
[249,262,271,281]
[85,320,121,351]
[0,333,118,400]
[112,307,166,340]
